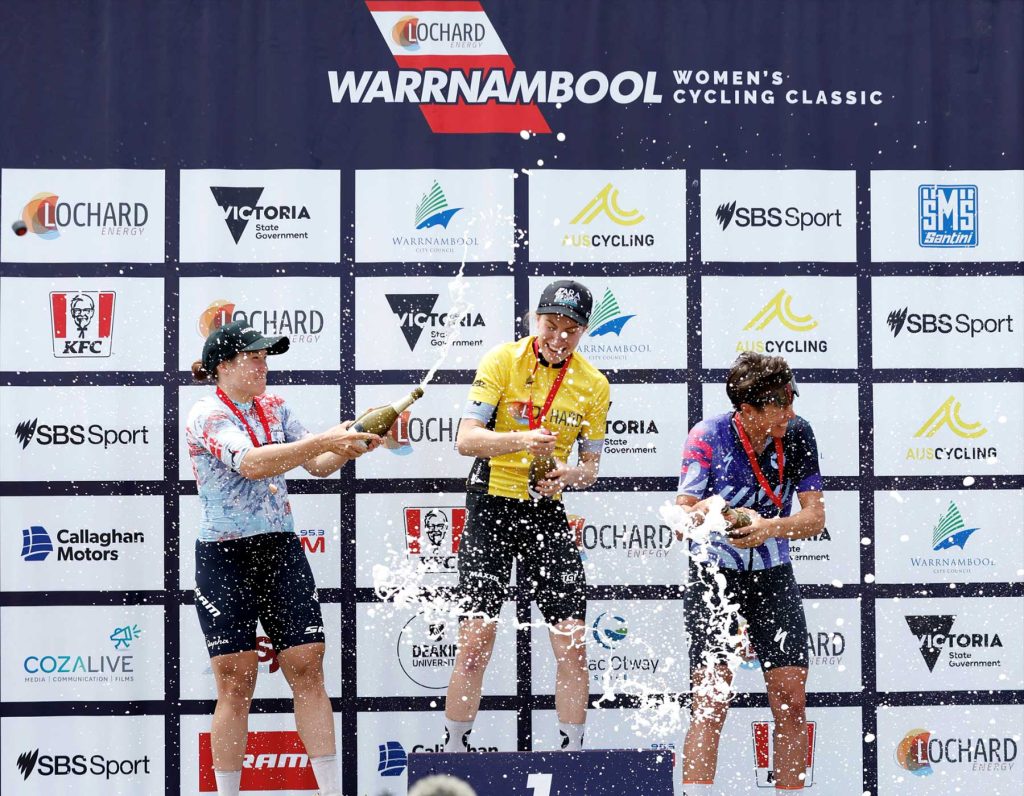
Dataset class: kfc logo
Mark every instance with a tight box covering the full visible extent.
[404,507,465,573]
[50,291,115,357]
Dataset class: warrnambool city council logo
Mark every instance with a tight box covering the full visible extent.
[587,288,636,337]
[931,502,979,552]
[50,291,115,358]
[918,184,977,248]
[415,181,462,229]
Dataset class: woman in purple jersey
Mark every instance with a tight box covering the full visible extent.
[187,320,379,796]
[676,352,826,795]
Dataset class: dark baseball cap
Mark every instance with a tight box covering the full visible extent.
[201,319,289,373]
[535,280,593,326]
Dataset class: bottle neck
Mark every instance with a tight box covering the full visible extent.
[391,392,419,414]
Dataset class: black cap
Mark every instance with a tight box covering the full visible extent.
[535,280,593,326]
[201,320,289,373]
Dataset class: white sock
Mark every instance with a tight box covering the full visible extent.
[443,718,475,752]
[558,721,585,751]
[214,770,241,796]
[681,784,714,796]
[310,754,341,795]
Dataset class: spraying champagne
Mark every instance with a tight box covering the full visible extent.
[353,387,424,445]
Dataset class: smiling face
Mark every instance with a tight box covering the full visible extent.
[216,349,269,400]
[535,312,587,364]
[740,387,797,441]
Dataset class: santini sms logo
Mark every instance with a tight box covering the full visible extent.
[918,184,977,248]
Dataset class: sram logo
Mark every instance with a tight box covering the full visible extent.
[198,731,316,792]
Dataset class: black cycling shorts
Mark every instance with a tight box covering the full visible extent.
[456,493,585,625]
[686,561,808,671]
[194,531,325,658]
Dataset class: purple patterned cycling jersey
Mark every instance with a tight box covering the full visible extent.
[186,393,310,542]
[678,412,822,570]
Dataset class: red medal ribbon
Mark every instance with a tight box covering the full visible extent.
[216,387,273,447]
[527,338,573,431]
[733,414,785,511]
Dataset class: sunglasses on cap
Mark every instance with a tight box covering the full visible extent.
[760,376,799,408]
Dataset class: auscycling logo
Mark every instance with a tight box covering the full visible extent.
[918,184,977,248]
[562,184,653,250]
[735,289,826,356]
[906,396,995,463]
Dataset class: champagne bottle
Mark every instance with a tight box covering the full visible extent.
[724,506,753,538]
[353,387,424,443]
[527,453,558,500]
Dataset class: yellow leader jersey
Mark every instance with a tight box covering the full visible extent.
[463,337,610,501]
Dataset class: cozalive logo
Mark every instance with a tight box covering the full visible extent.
[198,731,317,791]
[363,0,549,133]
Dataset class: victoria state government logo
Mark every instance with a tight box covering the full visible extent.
[904,614,1003,673]
[50,291,115,357]
[906,395,995,463]
[385,293,485,352]
[735,289,826,355]
[209,186,311,245]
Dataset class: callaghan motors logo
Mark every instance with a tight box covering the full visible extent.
[906,396,995,463]
[209,186,311,244]
[735,289,826,356]
[896,728,1018,775]
[918,184,977,248]
[50,291,115,357]
[16,192,149,239]
[562,184,653,251]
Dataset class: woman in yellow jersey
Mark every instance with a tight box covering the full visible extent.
[442,280,611,753]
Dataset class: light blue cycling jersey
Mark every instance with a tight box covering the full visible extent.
[185,393,309,542]
[678,412,822,570]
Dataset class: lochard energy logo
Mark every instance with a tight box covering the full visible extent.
[385,293,485,351]
[198,299,325,344]
[209,186,311,244]
[918,184,977,248]
[896,728,1017,775]
[736,289,826,355]
[906,396,994,463]
[50,291,115,357]
[18,191,149,240]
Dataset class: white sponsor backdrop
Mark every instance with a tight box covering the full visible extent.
[0,276,165,372]
[1,495,164,592]
[872,382,1024,476]
[875,596,1024,692]
[528,170,687,262]
[702,382,860,476]
[870,170,1024,262]
[529,275,688,369]
[356,602,519,697]
[601,382,690,478]
[178,276,341,371]
[0,714,165,795]
[179,170,341,263]
[701,276,858,369]
[700,170,856,262]
[0,168,165,263]
[875,704,1024,796]
[357,710,517,796]
[177,385,341,480]
[0,604,165,702]
[874,489,1024,584]
[0,386,165,482]
[871,276,1024,369]
[355,274,514,371]
[355,169,514,263]
[789,490,862,587]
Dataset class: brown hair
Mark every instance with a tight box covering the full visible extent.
[191,359,216,383]
[726,352,793,409]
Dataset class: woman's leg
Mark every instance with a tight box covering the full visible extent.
[764,666,809,789]
[210,651,259,771]
[682,664,734,785]
[548,618,588,725]
[445,617,498,723]
[277,642,334,757]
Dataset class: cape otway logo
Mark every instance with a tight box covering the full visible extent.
[885,306,1013,338]
[714,200,842,231]
[904,614,1003,673]
[752,721,815,788]
[17,192,149,240]
[198,299,325,344]
[50,291,115,357]
[562,184,653,250]
[385,293,484,351]
[918,184,977,248]
[14,418,151,450]
[736,289,826,356]
[906,396,995,463]
[209,186,310,244]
